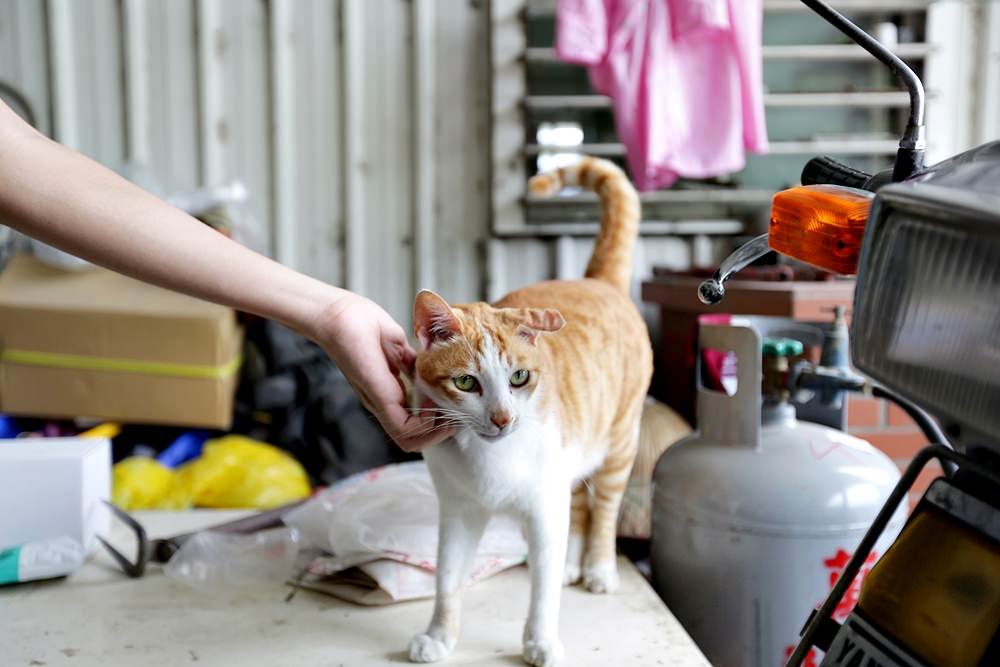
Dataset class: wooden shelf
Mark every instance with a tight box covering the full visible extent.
[527,1,931,17]
[526,188,775,206]
[526,137,900,157]
[641,275,856,320]
[527,43,932,64]
[496,220,746,238]
[525,91,920,111]
[763,0,930,11]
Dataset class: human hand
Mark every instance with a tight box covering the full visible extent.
[312,292,454,452]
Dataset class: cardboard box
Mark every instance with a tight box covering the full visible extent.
[0,255,242,428]
[0,437,111,554]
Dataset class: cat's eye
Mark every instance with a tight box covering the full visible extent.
[510,369,530,387]
[453,375,479,392]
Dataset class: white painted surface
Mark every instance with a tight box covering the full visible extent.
[924,1,978,164]
[974,1,1000,145]
[0,510,710,667]
[0,0,51,134]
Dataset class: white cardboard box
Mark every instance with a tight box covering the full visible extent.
[0,437,111,554]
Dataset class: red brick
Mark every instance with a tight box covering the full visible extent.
[899,461,944,510]
[864,432,929,460]
[847,396,883,428]
[887,403,916,428]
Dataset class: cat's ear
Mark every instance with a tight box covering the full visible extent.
[414,290,461,349]
[516,308,565,345]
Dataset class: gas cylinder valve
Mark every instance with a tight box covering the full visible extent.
[792,364,869,397]
[789,305,869,408]
[762,338,804,407]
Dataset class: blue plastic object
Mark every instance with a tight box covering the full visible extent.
[0,415,20,439]
[156,430,211,468]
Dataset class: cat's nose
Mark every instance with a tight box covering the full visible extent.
[490,412,513,430]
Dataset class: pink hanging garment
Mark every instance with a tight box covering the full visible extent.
[556,0,768,192]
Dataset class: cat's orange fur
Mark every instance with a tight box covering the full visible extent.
[409,157,652,666]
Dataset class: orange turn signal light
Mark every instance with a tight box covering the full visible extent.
[768,185,874,275]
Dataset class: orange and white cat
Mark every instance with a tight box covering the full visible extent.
[408,157,652,666]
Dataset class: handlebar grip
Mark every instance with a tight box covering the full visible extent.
[800,156,872,189]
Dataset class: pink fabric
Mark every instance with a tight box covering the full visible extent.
[556,0,768,191]
[697,313,733,392]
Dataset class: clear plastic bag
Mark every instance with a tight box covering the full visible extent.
[163,527,304,590]
[165,180,266,253]
[282,462,528,604]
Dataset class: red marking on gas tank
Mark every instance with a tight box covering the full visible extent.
[824,548,879,620]
[808,439,843,460]
[783,645,819,667]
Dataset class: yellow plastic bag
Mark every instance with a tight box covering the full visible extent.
[177,435,311,509]
[112,457,191,511]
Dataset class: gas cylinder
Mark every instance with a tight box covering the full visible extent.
[651,320,906,667]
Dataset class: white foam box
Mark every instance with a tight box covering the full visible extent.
[0,437,111,554]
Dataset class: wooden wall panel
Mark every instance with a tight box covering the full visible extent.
[47,0,126,163]
[196,0,273,255]
[269,0,343,286]
[351,0,414,323]
[0,0,51,134]
[122,0,201,190]
[428,0,491,306]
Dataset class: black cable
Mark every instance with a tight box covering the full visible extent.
[871,385,956,480]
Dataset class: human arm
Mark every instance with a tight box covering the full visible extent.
[0,100,445,451]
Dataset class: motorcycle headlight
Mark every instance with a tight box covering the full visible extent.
[851,143,1000,447]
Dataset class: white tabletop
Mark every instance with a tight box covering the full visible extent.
[0,510,709,667]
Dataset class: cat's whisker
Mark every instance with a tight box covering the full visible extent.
[406,406,466,414]
[427,420,470,429]
[407,407,468,418]
[405,416,473,434]
[411,411,472,422]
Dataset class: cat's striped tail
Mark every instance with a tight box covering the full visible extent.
[528,157,640,292]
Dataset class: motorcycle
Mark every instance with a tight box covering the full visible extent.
[702,2,1000,665]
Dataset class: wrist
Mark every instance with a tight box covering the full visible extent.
[300,286,357,347]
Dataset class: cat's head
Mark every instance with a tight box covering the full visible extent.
[412,290,564,441]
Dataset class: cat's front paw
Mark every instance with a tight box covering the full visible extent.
[562,562,581,586]
[582,560,619,594]
[409,633,455,663]
[522,637,564,667]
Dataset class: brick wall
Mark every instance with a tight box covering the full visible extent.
[846,395,942,509]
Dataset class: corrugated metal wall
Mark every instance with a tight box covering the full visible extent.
[0,0,698,327]
[0,0,491,324]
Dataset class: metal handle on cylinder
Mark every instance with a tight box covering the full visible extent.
[696,323,762,449]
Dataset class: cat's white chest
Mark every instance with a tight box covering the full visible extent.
[423,423,565,513]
